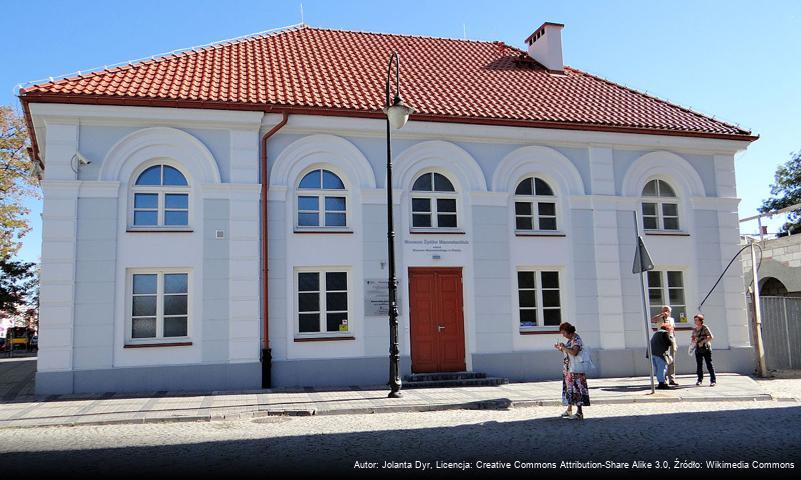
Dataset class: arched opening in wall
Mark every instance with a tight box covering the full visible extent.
[760,277,789,297]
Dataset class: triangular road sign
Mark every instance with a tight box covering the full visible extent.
[632,236,655,274]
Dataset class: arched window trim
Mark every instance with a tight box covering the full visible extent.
[641,178,680,232]
[128,160,192,231]
[409,170,460,231]
[294,167,351,231]
[513,176,559,233]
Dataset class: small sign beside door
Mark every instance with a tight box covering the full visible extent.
[364,278,401,316]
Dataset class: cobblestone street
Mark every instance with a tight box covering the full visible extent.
[1,400,798,477]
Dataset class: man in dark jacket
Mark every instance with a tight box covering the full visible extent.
[650,325,673,390]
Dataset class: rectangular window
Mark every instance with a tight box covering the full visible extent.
[436,198,457,228]
[515,201,557,231]
[517,270,562,330]
[642,202,659,230]
[662,203,680,230]
[298,196,320,227]
[515,201,533,230]
[324,196,347,227]
[647,270,687,323]
[297,270,349,336]
[412,198,432,228]
[642,201,680,231]
[164,194,189,226]
[129,271,189,343]
[133,193,158,226]
[538,202,557,230]
[411,195,458,230]
[132,192,189,228]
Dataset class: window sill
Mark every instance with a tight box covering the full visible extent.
[124,341,193,348]
[644,231,690,237]
[294,336,355,342]
[409,229,465,235]
[293,228,354,234]
[515,231,565,237]
[127,227,193,233]
[520,329,561,335]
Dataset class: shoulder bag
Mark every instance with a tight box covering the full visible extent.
[568,346,595,374]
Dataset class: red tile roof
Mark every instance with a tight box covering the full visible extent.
[20,25,754,140]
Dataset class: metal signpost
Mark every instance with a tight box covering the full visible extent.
[632,211,656,394]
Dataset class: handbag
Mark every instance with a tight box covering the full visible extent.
[568,347,595,374]
[688,343,696,357]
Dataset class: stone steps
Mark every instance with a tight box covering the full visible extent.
[402,372,509,389]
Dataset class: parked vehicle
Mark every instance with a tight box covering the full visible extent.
[5,327,35,351]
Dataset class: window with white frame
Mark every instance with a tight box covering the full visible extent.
[517,270,562,330]
[411,172,457,229]
[641,179,679,231]
[646,270,687,323]
[131,164,190,228]
[297,270,349,335]
[296,169,347,229]
[514,177,557,231]
[129,271,189,342]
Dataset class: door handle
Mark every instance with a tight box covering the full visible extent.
[437,325,445,332]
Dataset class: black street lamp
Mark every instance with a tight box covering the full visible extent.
[383,52,414,398]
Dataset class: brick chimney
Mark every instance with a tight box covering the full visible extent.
[524,22,565,73]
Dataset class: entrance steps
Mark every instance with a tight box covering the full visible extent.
[402,371,509,389]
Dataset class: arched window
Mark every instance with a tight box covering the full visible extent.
[296,169,347,228]
[131,164,190,227]
[641,179,679,231]
[411,172,457,229]
[760,277,788,296]
[514,177,557,231]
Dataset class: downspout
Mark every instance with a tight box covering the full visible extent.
[19,96,45,172]
[260,111,289,388]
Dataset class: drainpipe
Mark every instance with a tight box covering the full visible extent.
[260,111,289,388]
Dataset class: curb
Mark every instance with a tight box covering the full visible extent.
[0,393,785,430]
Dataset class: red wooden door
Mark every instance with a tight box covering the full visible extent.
[409,267,466,373]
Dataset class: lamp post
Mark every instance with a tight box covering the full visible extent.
[384,52,414,398]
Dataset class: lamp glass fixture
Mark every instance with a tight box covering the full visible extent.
[384,98,415,130]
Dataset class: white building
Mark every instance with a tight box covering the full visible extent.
[20,23,757,394]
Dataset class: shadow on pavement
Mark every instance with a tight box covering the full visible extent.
[2,404,799,477]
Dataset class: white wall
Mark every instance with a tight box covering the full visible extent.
[32,104,264,376]
[260,114,752,364]
[31,104,753,379]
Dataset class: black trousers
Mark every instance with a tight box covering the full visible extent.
[695,347,716,383]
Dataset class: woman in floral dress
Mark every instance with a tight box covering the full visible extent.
[555,322,590,420]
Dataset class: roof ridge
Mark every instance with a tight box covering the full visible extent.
[565,66,751,135]
[17,22,307,94]
[305,25,504,45]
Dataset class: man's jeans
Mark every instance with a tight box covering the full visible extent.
[667,335,677,381]
[695,347,717,383]
[652,355,667,384]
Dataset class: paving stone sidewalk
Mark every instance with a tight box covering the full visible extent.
[0,357,779,429]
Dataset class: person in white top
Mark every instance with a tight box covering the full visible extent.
[650,305,678,385]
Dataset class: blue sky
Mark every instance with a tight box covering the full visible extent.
[2,0,799,263]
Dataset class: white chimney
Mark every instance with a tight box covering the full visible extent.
[525,22,565,72]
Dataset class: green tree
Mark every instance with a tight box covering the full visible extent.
[760,150,801,236]
[0,105,38,258]
[0,258,36,316]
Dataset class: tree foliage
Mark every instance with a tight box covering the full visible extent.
[0,105,38,259]
[760,150,801,236]
[0,258,36,317]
